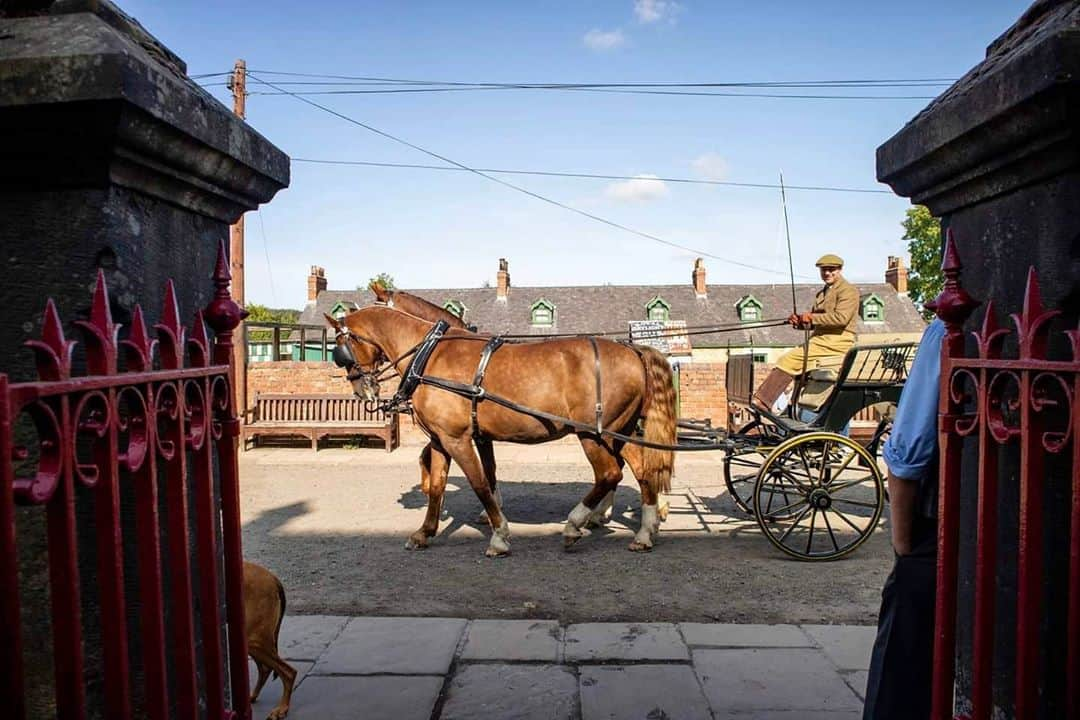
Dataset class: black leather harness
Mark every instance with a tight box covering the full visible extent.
[389,319,451,409]
[470,335,505,439]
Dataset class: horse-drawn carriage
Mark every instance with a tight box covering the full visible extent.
[679,341,917,561]
[328,285,919,562]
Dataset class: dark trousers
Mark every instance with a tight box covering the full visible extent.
[863,518,938,720]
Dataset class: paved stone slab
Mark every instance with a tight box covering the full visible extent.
[565,622,689,662]
[279,615,350,661]
[802,625,876,671]
[284,675,443,720]
[842,670,869,701]
[313,617,466,675]
[579,665,712,720]
[714,712,861,719]
[441,664,577,720]
[694,648,862,713]
[679,623,812,648]
[460,620,562,662]
[249,660,313,716]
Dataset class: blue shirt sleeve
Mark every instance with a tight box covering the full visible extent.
[882,319,946,482]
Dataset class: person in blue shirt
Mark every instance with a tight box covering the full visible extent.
[863,318,946,720]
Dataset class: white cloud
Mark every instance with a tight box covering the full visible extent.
[634,0,680,24]
[604,174,670,202]
[692,152,729,181]
[583,28,626,51]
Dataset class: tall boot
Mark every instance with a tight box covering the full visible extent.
[753,367,793,411]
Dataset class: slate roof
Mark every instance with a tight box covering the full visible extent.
[299,282,926,348]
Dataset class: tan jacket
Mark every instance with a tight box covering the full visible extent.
[810,276,859,336]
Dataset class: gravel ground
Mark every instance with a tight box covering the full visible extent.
[239,439,893,625]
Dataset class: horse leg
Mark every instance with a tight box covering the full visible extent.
[475,438,502,524]
[585,443,623,528]
[442,436,510,557]
[407,442,450,550]
[621,444,670,522]
[619,443,662,552]
[564,436,623,548]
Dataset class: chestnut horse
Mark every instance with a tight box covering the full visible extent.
[370,283,667,528]
[326,304,676,556]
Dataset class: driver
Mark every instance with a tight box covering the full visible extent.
[753,253,859,411]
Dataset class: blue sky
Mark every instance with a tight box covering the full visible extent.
[124,0,1028,309]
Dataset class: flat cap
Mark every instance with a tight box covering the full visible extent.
[815,254,844,267]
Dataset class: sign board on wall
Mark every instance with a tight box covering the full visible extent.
[628,320,692,356]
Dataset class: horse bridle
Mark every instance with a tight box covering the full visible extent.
[332,320,451,406]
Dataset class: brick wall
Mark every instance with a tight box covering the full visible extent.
[676,362,727,427]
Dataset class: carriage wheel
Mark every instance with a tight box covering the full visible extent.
[753,432,884,561]
[723,420,781,514]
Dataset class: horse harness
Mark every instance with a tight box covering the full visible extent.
[335,322,609,440]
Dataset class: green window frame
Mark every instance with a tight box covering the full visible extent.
[645,295,671,322]
[530,298,555,326]
[443,299,465,319]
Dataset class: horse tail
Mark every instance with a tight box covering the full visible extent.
[636,345,676,495]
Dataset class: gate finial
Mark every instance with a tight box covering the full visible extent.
[926,228,980,330]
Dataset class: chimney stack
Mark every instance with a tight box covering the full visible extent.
[497,258,510,300]
[308,265,327,301]
[885,256,908,295]
[692,258,707,297]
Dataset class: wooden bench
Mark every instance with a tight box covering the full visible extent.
[241,393,399,452]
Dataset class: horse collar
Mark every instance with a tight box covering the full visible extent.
[390,319,451,408]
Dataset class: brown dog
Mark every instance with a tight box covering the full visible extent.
[244,561,297,720]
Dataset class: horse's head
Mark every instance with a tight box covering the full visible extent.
[325,311,386,401]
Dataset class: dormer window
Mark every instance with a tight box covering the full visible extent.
[443,299,465,319]
[530,298,555,327]
[735,294,763,323]
[861,293,885,323]
[330,301,354,320]
[645,296,671,322]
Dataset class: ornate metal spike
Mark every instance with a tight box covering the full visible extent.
[1011,266,1060,361]
[75,270,119,376]
[188,310,210,368]
[927,228,980,330]
[156,280,186,370]
[120,305,156,372]
[24,299,75,381]
[204,239,248,343]
[1067,323,1080,362]
[973,301,1009,360]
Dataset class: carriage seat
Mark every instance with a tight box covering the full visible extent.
[798,368,839,412]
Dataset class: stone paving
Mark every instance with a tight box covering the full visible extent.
[250,615,875,720]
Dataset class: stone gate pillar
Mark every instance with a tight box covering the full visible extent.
[0,1,289,716]
[877,1,1080,717]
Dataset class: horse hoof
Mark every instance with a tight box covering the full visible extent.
[628,541,653,552]
[485,546,510,558]
[405,535,429,550]
[657,504,670,522]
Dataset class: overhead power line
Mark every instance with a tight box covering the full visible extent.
[291,158,892,195]
[245,71,816,279]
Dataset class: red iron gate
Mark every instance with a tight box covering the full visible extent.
[0,241,250,720]
[932,233,1080,720]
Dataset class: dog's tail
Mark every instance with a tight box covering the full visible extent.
[272,573,287,679]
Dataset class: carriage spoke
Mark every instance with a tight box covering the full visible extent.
[825,475,870,494]
[821,509,840,552]
[817,440,830,486]
[777,504,815,544]
[805,508,817,555]
[762,496,810,518]
[825,448,859,481]
[774,465,814,493]
[830,497,880,509]
[830,506,864,533]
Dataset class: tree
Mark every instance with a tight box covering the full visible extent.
[902,206,943,319]
[366,272,395,290]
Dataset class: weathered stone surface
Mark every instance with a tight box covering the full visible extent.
[693,648,862,713]
[679,623,812,648]
[441,664,577,720]
[459,620,562,662]
[564,622,689,662]
[283,675,443,720]
[579,665,712,720]
[278,615,350,661]
[842,670,869,702]
[801,625,876,670]
[312,617,466,675]
[713,712,861,720]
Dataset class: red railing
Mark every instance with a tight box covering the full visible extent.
[0,241,250,720]
[931,231,1080,720]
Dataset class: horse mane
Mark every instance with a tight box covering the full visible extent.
[385,288,471,330]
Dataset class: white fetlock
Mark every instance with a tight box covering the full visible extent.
[657,494,670,522]
[631,504,659,549]
[586,490,615,527]
[486,519,511,557]
[563,502,593,543]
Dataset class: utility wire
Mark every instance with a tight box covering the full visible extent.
[245,71,815,280]
[247,87,938,99]
[256,209,277,305]
[292,158,891,195]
